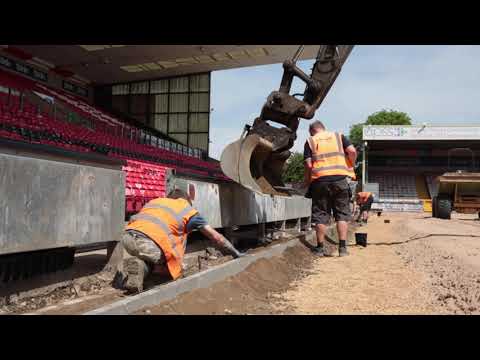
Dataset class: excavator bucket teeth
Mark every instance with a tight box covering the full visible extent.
[221,134,289,196]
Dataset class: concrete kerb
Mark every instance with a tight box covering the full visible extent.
[84,231,314,315]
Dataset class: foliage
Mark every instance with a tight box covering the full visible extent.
[348,109,412,147]
[349,123,364,148]
[282,152,305,183]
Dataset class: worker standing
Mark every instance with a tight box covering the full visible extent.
[304,120,357,257]
[121,186,244,293]
[355,191,374,225]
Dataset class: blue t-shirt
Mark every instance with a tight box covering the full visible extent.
[186,213,208,233]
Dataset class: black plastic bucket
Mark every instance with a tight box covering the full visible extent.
[355,233,368,247]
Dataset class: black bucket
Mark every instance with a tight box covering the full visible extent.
[355,233,368,247]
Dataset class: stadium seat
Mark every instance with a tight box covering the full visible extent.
[1,71,228,217]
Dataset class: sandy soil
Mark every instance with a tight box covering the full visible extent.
[37,291,125,315]
[139,212,480,315]
[0,250,123,315]
[6,212,480,315]
[396,214,480,314]
[136,244,318,315]
[3,234,299,315]
[3,271,125,315]
[273,214,440,314]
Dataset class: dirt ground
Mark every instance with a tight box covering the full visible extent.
[273,214,440,315]
[4,212,480,315]
[139,212,480,315]
[2,269,126,315]
[2,234,299,315]
[136,244,319,315]
[0,250,124,315]
[396,214,480,314]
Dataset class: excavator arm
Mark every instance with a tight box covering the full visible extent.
[221,45,354,195]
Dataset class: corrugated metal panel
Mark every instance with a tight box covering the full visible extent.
[0,152,125,255]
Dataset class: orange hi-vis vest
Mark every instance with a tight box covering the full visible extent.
[125,198,198,280]
[346,157,357,181]
[307,131,356,180]
[356,191,372,204]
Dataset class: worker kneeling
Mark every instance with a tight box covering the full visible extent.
[121,187,244,293]
[356,191,374,225]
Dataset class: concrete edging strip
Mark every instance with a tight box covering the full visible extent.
[84,237,304,315]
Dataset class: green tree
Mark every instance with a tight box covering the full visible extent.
[348,109,412,182]
[348,109,412,147]
[349,123,364,148]
[282,152,305,184]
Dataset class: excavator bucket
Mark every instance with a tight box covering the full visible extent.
[220,46,355,196]
[220,134,290,196]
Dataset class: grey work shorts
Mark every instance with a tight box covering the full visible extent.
[310,178,352,225]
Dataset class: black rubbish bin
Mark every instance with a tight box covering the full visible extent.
[355,233,368,247]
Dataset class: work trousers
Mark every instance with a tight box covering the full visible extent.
[122,230,166,265]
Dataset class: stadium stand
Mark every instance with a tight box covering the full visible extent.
[0,71,229,217]
[425,174,440,198]
[415,174,433,212]
[369,173,418,199]
[368,172,424,212]
[367,171,451,212]
[415,175,430,200]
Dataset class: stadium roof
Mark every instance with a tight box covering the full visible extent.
[8,45,321,85]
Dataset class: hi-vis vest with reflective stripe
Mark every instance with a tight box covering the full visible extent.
[125,198,198,280]
[307,131,356,180]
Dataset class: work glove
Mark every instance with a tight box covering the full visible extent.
[222,240,246,259]
[233,250,246,259]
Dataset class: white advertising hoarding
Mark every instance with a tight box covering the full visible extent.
[363,126,480,141]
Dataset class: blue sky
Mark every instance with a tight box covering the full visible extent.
[208,45,480,159]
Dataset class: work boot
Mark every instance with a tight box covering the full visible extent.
[258,237,272,246]
[311,245,333,257]
[339,240,348,257]
[311,245,325,256]
[339,246,349,257]
[124,257,149,293]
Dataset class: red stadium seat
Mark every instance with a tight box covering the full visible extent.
[1,70,226,219]
[126,197,135,213]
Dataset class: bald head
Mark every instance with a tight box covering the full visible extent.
[309,120,325,136]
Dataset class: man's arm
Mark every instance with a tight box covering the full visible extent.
[345,145,357,167]
[303,141,313,187]
[200,225,244,258]
[342,135,357,166]
[304,158,312,187]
